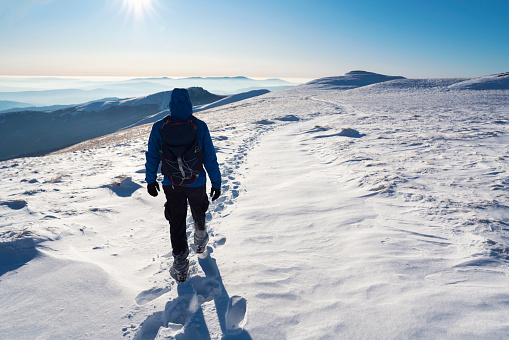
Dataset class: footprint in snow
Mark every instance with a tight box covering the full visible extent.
[226,296,248,335]
[213,237,227,247]
[135,286,172,305]
[133,250,249,339]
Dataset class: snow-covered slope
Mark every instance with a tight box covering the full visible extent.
[0,91,170,161]
[448,72,509,90]
[1,74,508,339]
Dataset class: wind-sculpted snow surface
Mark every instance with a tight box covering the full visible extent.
[1,75,509,339]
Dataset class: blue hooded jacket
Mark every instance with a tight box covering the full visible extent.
[145,88,221,189]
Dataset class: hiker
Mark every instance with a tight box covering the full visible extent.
[145,88,221,282]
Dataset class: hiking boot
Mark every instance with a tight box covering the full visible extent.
[172,266,189,283]
[194,228,209,254]
[172,248,189,283]
[196,244,207,254]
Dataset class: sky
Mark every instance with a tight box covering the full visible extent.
[0,0,508,79]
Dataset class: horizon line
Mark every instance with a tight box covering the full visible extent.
[0,74,314,83]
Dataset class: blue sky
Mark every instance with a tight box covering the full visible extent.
[0,0,507,79]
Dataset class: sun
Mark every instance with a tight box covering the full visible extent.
[121,0,157,20]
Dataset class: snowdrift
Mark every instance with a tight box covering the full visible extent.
[0,233,38,276]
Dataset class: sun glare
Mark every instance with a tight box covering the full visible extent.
[122,0,157,20]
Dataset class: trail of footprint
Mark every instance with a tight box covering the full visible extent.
[211,123,275,214]
[133,276,222,339]
[132,118,309,338]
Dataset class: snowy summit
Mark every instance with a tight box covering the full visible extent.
[1,71,509,339]
[301,70,406,90]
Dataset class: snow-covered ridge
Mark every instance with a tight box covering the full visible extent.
[196,89,270,111]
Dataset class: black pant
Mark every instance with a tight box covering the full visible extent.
[163,185,209,256]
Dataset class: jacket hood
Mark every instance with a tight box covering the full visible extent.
[169,88,193,120]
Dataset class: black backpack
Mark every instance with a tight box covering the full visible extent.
[160,115,204,186]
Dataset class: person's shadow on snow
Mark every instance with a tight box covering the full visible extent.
[198,248,251,339]
[134,248,251,340]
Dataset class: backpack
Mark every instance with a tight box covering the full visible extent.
[160,115,204,186]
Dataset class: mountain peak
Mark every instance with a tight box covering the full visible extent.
[345,70,382,76]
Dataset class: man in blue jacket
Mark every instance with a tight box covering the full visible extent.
[145,88,221,282]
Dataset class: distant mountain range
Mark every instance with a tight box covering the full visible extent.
[0,100,32,111]
[0,76,297,107]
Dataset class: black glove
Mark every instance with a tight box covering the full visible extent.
[147,181,160,197]
[210,187,221,201]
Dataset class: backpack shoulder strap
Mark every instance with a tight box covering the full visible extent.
[162,114,197,129]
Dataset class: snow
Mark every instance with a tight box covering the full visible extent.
[1,72,509,339]
[301,70,406,90]
[449,72,509,90]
